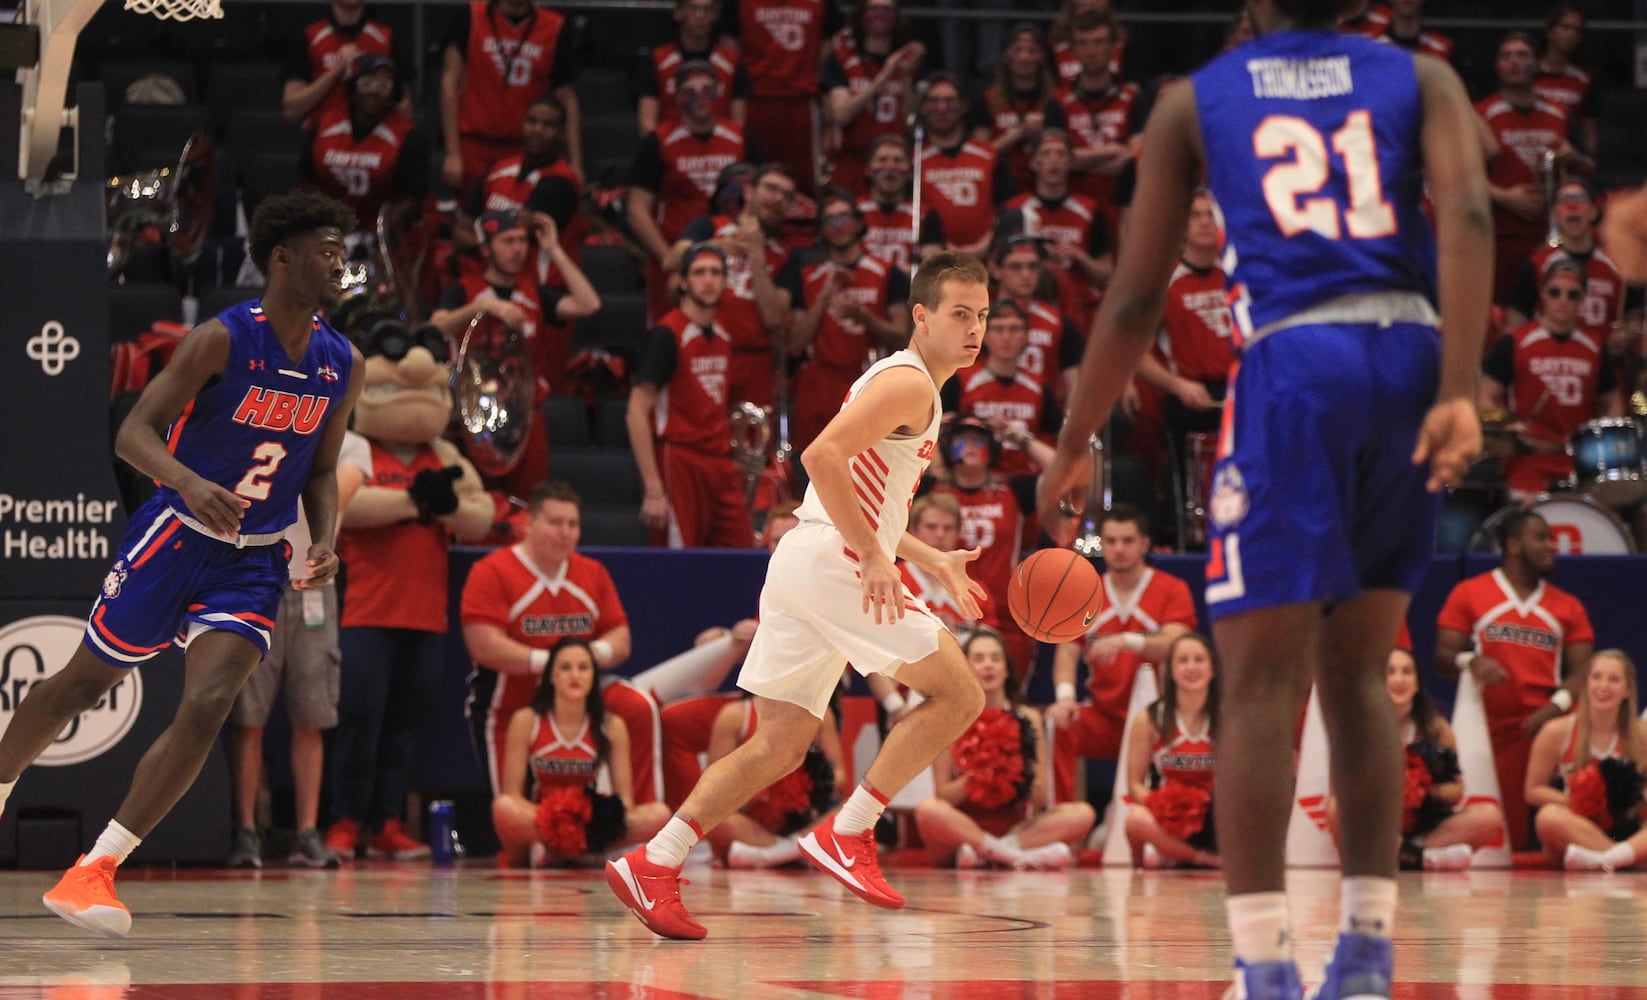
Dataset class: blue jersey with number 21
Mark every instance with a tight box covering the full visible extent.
[1193,30,1435,339]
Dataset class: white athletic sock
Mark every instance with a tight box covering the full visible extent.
[1564,844,1609,870]
[833,783,890,836]
[1339,876,1397,938]
[1017,841,1074,870]
[1227,892,1292,964]
[0,778,15,817]
[1602,842,1637,869]
[83,821,142,867]
[644,816,702,868]
[727,835,802,869]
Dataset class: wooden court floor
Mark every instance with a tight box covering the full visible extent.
[2,861,1646,998]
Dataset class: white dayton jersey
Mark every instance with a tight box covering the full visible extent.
[793,349,943,559]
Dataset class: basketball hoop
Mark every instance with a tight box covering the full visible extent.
[122,0,222,20]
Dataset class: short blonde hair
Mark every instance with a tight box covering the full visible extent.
[910,250,989,310]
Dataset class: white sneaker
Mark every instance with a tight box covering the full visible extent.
[1564,844,1613,872]
[1016,842,1074,870]
[1141,844,1172,870]
[1422,843,1474,871]
[955,842,983,869]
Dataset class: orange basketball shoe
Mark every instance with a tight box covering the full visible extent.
[605,847,707,940]
[42,855,132,938]
[798,814,905,909]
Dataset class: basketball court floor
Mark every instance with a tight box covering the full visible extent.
[2,861,1645,997]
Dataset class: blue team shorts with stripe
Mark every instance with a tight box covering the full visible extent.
[83,496,290,667]
[1204,320,1440,619]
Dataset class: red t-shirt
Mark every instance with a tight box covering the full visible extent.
[646,39,742,123]
[641,309,735,453]
[1437,569,1593,740]
[1159,262,1234,385]
[1077,568,1198,718]
[460,546,628,727]
[739,0,829,98]
[919,141,1000,249]
[931,480,1023,626]
[458,1,568,142]
[858,199,917,271]
[307,109,417,228]
[958,369,1048,477]
[337,438,453,632]
[1476,96,1570,244]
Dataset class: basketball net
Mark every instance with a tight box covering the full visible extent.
[16,0,220,187]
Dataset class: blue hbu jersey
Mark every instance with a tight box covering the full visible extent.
[1193,30,1436,337]
[151,301,354,536]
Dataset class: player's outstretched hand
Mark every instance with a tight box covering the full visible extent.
[1036,448,1092,548]
[1412,397,1482,492]
[858,550,905,625]
[179,476,250,538]
[296,543,340,590]
[930,546,988,622]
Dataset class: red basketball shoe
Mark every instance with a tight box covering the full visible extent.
[605,847,707,940]
[798,814,905,909]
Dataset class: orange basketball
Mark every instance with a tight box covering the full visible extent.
[1007,548,1103,644]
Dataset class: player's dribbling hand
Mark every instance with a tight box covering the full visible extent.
[858,550,904,625]
[1412,397,1482,492]
[180,477,249,538]
[296,544,339,589]
[1036,448,1091,548]
[930,546,988,622]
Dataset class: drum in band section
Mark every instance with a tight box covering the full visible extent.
[1567,418,1647,507]
[1471,493,1636,556]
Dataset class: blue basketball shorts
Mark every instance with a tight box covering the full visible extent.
[83,497,290,667]
[1204,321,1441,619]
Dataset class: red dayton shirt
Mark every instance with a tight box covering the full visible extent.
[738,0,832,98]
[637,38,748,123]
[448,1,576,142]
[635,309,734,455]
[1476,95,1570,246]
[629,119,750,244]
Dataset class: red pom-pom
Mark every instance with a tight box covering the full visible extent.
[954,707,1029,810]
[534,785,592,857]
[1567,761,1614,833]
[1401,746,1434,835]
[745,767,815,833]
[1147,780,1211,841]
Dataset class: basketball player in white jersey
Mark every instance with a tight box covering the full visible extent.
[606,251,992,940]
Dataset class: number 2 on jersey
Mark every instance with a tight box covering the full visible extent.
[235,442,288,501]
[1255,110,1396,241]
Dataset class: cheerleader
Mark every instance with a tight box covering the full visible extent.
[491,638,670,867]
[914,629,1097,868]
[1123,632,1219,868]
[1526,650,1647,871]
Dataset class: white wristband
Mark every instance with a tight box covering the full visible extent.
[1055,682,1077,704]
[1454,651,1475,672]
[880,692,907,715]
[591,638,614,666]
[1121,633,1147,654]
[1550,688,1574,712]
[528,648,549,675]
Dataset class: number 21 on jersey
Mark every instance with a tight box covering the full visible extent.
[1255,110,1396,241]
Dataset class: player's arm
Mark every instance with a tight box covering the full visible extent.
[894,531,986,621]
[605,713,636,808]
[1416,58,1493,400]
[295,344,366,587]
[1038,84,1200,538]
[114,319,243,536]
[1522,715,1570,810]
[802,365,940,622]
[498,707,537,800]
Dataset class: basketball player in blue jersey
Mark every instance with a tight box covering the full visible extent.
[1039,2,1491,998]
[0,192,364,938]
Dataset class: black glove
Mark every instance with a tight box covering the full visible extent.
[407,466,462,520]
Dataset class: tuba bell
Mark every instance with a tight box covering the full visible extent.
[105,128,216,282]
[729,401,772,512]
[452,312,538,478]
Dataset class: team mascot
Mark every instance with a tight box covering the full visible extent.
[324,317,494,861]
